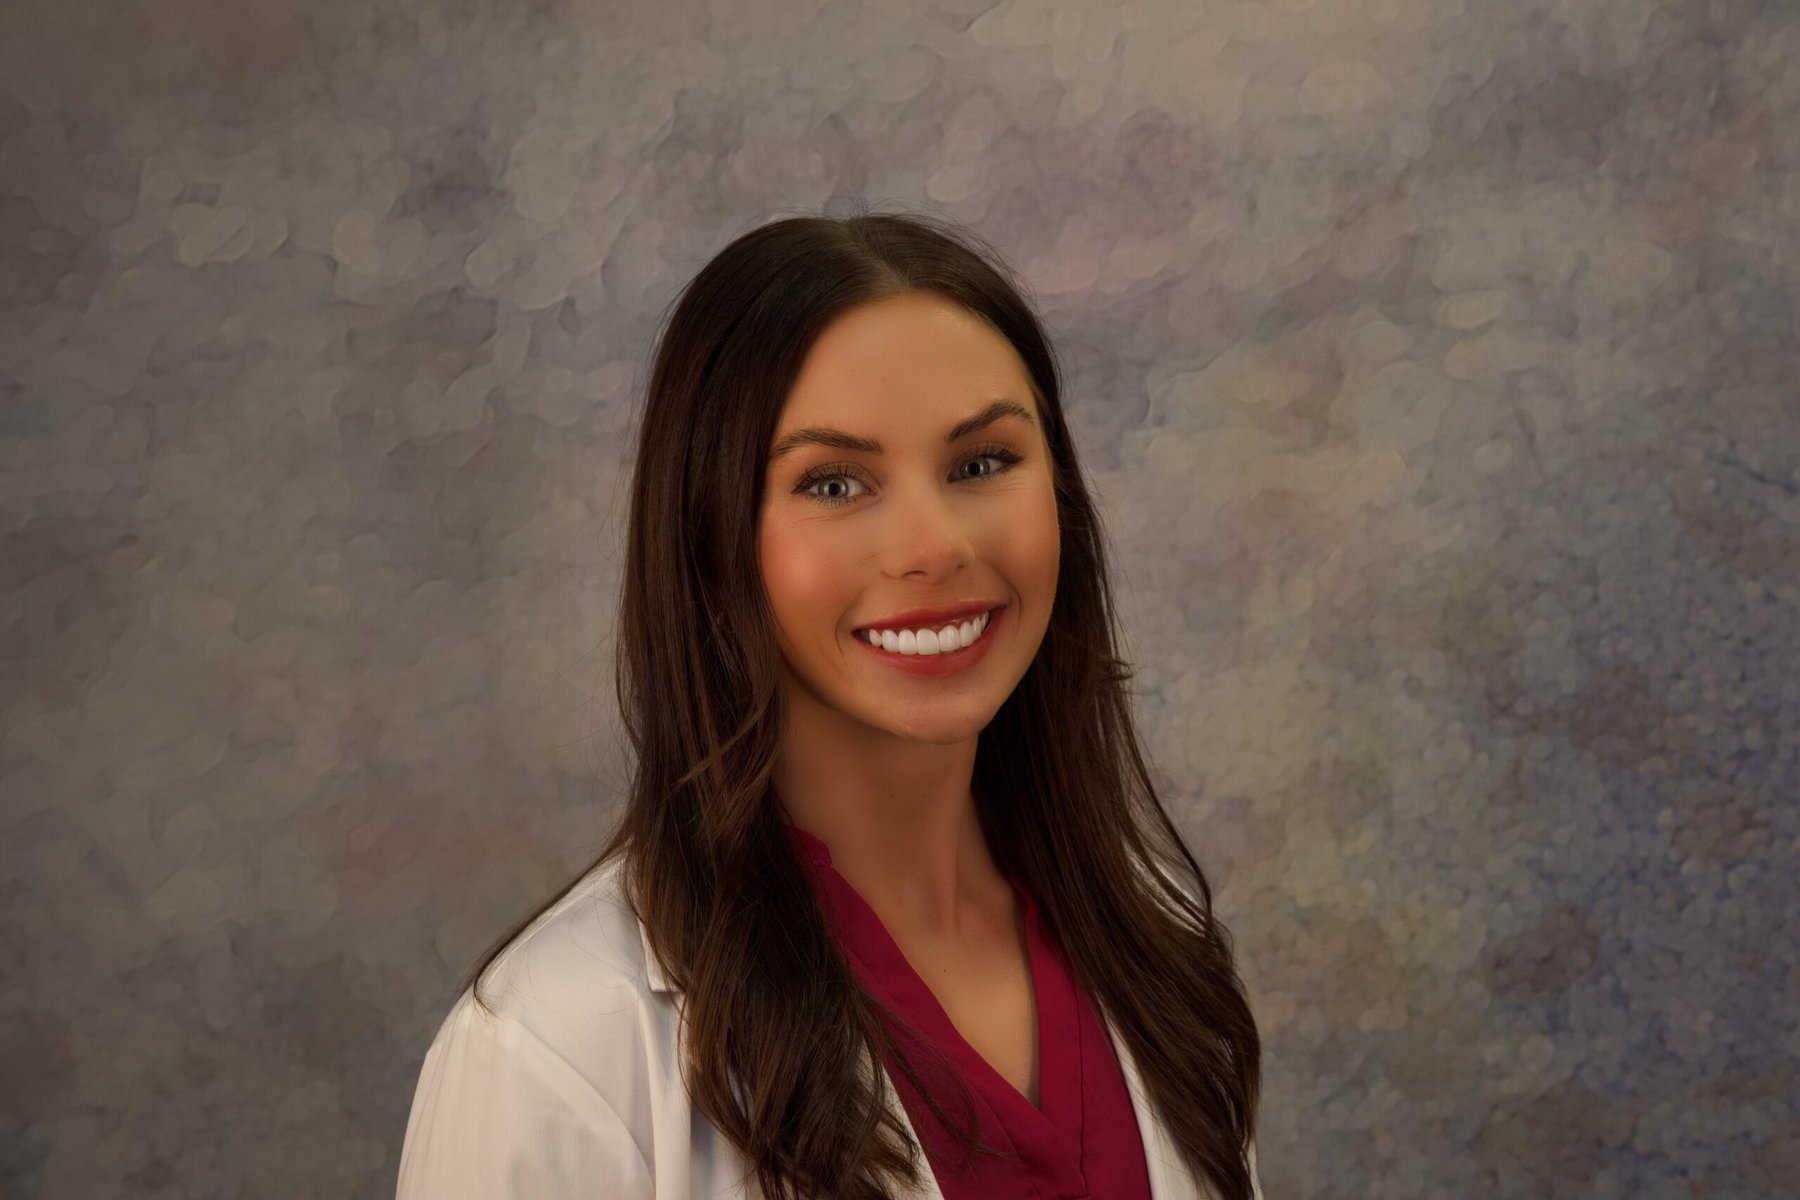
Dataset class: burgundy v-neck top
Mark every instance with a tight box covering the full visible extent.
[783,824,1151,1200]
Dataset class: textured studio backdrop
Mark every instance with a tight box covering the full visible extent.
[2,0,1796,1196]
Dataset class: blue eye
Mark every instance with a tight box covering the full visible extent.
[794,446,1024,507]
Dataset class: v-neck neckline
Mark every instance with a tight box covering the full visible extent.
[784,824,1084,1144]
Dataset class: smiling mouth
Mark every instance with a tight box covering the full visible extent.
[854,606,1002,657]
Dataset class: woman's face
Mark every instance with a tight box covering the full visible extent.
[757,291,1061,745]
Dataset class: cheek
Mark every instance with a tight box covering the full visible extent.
[999,481,1061,590]
[758,517,854,639]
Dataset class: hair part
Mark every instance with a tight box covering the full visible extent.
[468,204,1260,1199]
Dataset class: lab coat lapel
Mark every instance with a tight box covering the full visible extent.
[867,1053,946,1200]
[1101,1009,1204,1200]
[641,920,947,1198]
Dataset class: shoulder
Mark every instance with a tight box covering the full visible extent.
[398,855,665,1197]
[435,859,669,1101]
[467,853,662,1057]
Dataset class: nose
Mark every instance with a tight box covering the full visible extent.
[882,476,976,580]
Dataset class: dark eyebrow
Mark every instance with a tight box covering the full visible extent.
[768,399,1036,463]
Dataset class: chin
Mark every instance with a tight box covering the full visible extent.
[875,702,1001,745]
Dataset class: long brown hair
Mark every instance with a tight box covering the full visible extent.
[468,206,1260,1199]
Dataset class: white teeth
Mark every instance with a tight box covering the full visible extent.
[861,610,990,656]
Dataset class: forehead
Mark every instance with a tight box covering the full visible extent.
[776,292,1035,428]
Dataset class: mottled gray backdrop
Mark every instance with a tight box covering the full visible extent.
[3,0,1795,1195]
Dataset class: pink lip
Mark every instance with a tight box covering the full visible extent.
[853,606,1004,677]
[855,601,1003,632]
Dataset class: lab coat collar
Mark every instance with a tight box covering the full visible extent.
[639,915,676,994]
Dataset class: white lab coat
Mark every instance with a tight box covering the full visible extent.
[396,853,1260,1198]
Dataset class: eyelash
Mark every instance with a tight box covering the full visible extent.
[793,443,1025,507]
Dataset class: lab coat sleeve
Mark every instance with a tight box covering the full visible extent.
[396,995,654,1199]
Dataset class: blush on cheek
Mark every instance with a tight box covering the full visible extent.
[758,521,860,660]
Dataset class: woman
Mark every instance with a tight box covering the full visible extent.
[396,210,1262,1199]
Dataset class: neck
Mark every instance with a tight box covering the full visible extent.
[772,689,1009,944]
